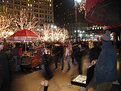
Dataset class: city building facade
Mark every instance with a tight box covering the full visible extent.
[0,0,54,26]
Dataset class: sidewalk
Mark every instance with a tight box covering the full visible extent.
[10,63,80,91]
[10,58,121,91]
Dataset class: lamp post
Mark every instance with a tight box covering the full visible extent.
[74,0,82,42]
[51,24,57,41]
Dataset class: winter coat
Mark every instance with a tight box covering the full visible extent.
[89,47,101,61]
[12,47,19,56]
[52,46,60,56]
[0,51,9,76]
[42,54,53,80]
[96,42,117,84]
[0,50,10,91]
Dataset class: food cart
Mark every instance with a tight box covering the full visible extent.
[9,29,42,72]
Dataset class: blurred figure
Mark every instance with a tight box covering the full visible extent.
[0,43,10,91]
[71,43,77,65]
[52,43,64,70]
[12,43,20,72]
[59,43,64,70]
[75,44,84,74]
[89,42,101,63]
[52,44,60,69]
[119,40,121,61]
[41,53,53,91]
[19,44,22,56]
[65,43,72,70]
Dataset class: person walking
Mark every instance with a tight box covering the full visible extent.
[75,44,84,74]
[41,52,53,91]
[71,43,77,65]
[65,43,72,70]
[0,43,10,91]
[59,43,64,70]
[92,30,117,91]
[53,44,60,69]
[12,43,20,72]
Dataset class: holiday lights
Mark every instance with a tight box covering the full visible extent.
[42,24,69,42]
[78,0,86,12]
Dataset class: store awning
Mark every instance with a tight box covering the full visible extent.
[85,0,121,25]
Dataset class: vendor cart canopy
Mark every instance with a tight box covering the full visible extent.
[85,0,121,25]
[9,29,39,41]
[11,29,38,37]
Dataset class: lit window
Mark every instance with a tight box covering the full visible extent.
[56,5,58,7]
[30,4,32,7]
[49,4,51,7]
[22,2,26,6]
[28,0,30,2]
[28,4,30,6]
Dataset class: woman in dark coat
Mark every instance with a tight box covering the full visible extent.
[0,44,10,91]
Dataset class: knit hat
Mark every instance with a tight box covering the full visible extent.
[102,30,111,41]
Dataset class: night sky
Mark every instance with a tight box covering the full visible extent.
[64,0,74,8]
[54,0,75,27]
[54,0,74,8]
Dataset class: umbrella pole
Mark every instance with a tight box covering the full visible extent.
[25,41,26,51]
[25,43,26,51]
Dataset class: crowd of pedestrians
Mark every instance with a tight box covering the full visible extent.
[0,30,120,91]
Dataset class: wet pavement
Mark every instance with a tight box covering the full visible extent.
[10,63,80,91]
[10,58,121,91]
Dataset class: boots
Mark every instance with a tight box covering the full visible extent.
[44,86,48,91]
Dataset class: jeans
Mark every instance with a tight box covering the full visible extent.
[13,56,20,72]
[67,55,70,69]
[55,55,64,70]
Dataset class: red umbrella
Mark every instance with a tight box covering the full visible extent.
[10,29,39,41]
[85,0,121,25]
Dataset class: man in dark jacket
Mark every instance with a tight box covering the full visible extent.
[52,44,61,69]
[58,44,64,70]
[74,44,84,74]
[71,44,77,65]
[92,31,117,91]
[0,43,10,91]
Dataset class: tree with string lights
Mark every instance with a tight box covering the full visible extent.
[0,7,14,38]
[0,9,68,41]
[12,10,40,34]
[42,24,69,42]
[77,0,86,12]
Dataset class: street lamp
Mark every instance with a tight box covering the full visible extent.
[50,24,57,41]
[74,0,82,42]
[76,0,82,3]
